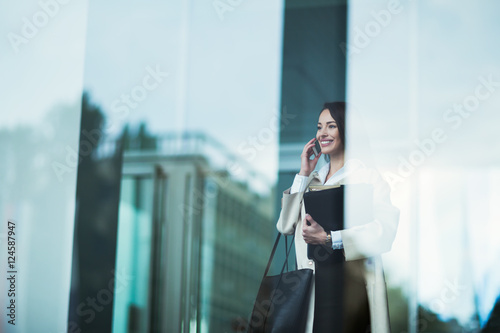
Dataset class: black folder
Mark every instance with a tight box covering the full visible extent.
[303,183,373,263]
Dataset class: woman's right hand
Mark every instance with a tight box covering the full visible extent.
[299,138,322,177]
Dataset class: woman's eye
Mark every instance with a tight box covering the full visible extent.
[317,127,321,130]
[329,125,336,129]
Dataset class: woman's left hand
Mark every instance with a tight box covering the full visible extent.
[302,214,327,245]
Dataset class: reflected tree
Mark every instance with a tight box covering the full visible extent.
[67,92,124,333]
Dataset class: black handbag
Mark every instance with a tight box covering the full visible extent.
[247,233,313,333]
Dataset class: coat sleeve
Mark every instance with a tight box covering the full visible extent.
[340,170,400,261]
[276,188,303,235]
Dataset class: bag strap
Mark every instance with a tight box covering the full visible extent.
[262,233,297,280]
[262,233,281,278]
[285,236,289,272]
[262,172,320,278]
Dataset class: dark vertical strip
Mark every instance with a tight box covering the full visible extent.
[149,166,167,332]
[275,0,348,277]
[180,173,192,333]
[192,171,204,333]
[278,1,348,147]
[67,93,124,333]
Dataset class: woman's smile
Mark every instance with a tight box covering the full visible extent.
[320,139,334,147]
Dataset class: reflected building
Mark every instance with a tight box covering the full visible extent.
[111,131,275,333]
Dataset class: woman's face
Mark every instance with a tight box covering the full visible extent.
[317,109,343,156]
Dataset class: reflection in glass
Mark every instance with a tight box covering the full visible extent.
[107,129,275,332]
[113,176,154,333]
[347,0,500,331]
[70,0,284,329]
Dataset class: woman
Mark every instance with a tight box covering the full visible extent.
[276,102,399,333]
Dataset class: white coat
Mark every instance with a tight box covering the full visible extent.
[276,159,400,333]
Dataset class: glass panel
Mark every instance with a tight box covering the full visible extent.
[5,0,500,332]
[0,1,87,332]
[347,0,500,331]
[113,176,154,333]
[76,0,284,331]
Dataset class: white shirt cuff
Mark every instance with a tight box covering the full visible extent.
[290,174,309,194]
[331,231,343,250]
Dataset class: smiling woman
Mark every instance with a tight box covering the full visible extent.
[276,101,400,333]
[316,102,346,177]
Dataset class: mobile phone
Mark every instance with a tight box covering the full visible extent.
[312,139,321,157]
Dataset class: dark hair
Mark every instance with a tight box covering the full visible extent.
[321,102,346,146]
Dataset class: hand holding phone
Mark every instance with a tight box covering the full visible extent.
[299,138,322,176]
[312,139,321,158]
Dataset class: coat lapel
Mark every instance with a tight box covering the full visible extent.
[307,171,323,188]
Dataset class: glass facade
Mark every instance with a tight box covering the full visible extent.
[346,0,500,331]
[1,0,500,332]
[113,175,155,333]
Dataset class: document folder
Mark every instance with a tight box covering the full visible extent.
[303,183,373,263]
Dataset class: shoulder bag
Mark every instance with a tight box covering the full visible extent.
[247,234,313,333]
